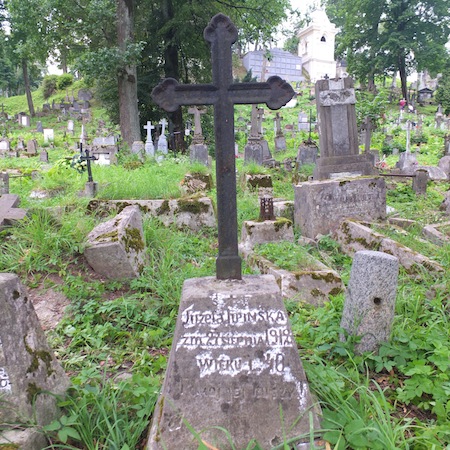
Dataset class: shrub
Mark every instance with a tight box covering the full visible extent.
[42,75,59,99]
[56,73,74,90]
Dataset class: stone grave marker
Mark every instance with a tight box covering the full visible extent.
[40,149,49,163]
[36,121,44,133]
[148,14,320,450]
[274,112,286,151]
[296,139,318,167]
[340,250,399,354]
[78,89,93,101]
[84,205,147,279]
[131,140,145,156]
[0,273,70,449]
[143,121,155,157]
[412,168,428,195]
[0,172,9,194]
[43,128,54,143]
[0,194,27,228]
[244,104,264,165]
[188,106,209,166]
[313,77,375,179]
[91,135,119,165]
[67,120,75,135]
[20,114,31,127]
[0,138,10,156]
[157,118,169,155]
[298,111,309,130]
[26,139,38,155]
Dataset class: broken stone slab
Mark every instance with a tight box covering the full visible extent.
[87,197,216,232]
[239,219,294,251]
[340,251,399,354]
[388,217,417,230]
[245,252,344,306]
[0,273,70,449]
[84,205,147,279]
[273,200,294,222]
[147,275,321,450]
[422,222,450,246]
[241,173,273,191]
[334,220,444,274]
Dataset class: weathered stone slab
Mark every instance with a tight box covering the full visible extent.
[147,275,321,450]
[0,194,27,228]
[88,197,216,232]
[294,177,386,239]
[189,143,209,166]
[422,222,450,246]
[84,205,147,279]
[334,220,444,274]
[340,251,399,354]
[240,219,294,250]
[0,273,69,449]
[273,200,294,222]
[245,253,343,306]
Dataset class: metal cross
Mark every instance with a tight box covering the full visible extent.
[152,14,294,280]
[79,144,97,183]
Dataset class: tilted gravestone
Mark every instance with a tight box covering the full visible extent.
[0,273,70,449]
[340,251,399,354]
[313,77,375,180]
[148,14,320,450]
[84,205,147,279]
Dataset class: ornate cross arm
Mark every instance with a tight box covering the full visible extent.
[152,78,218,112]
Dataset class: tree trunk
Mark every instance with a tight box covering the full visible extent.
[22,59,35,117]
[398,53,408,101]
[162,0,186,153]
[116,0,141,147]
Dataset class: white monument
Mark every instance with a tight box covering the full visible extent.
[297,9,338,82]
[144,121,155,157]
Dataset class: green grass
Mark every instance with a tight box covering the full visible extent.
[1,84,450,448]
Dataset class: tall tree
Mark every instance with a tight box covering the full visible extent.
[327,0,450,99]
[5,0,50,115]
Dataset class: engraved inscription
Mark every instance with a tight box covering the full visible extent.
[319,88,356,107]
[0,367,12,393]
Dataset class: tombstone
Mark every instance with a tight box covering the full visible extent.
[294,177,386,239]
[244,105,266,165]
[0,194,27,228]
[313,77,376,180]
[188,107,209,166]
[20,114,30,127]
[273,112,286,151]
[438,155,450,177]
[149,14,320,450]
[0,273,70,449]
[67,120,75,135]
[0,138,10,156]
[156,118,169,156]
[42,103,51,113]
[412,169,428,195]
[26,139,38,155]
[296,140,319,167]
[143,121,155,157]
[340,251,399,354]
[84,205,147,279]
[0,172,9,194]
[40,149,49,163]
[91,136,119,165]
[36,121,44,133]
[43,128,54,143]
[78,89,93,101]
[396,151,418,174]
[297,111,309,130]
[131,140,145,157]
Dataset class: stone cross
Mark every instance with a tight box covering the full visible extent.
[274,112,283,136]
[152,14,294,279]
[159,118,167,135]
[188,106,206,142]
[144,121,155,156]
[0,194,27,228]
[144,121,155,143]
[363,115,373,153]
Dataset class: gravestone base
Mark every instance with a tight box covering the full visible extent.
[313,154,376,180]
[147,275,321,450]
[296,143,318,167]
[274,135,286,152]
[244,141,264,165]
[84,181,98,197]
[0,428,48,450]
[189,143,209,166]
[294,177,386,239]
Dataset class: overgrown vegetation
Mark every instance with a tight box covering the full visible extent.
[1,80,450,449]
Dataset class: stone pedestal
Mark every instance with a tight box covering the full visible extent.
[244,140,263,165]
[294,177,386,239]
[340,251,399,354]
[147,276,321,450]
[296,143,318,166]
[84,181,98,197]
[412,169,428,195]
[274,135,286,151]
[189,143,209,166]
[313,153,376,179]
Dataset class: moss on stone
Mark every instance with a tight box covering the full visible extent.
[122,226,145,253]
[310,272,341,283]
[23,337,54,376]
[310,288,323,297]
[245,223,255,236]
[329,287,343,296]
[94,230,119,242]
[177,198,209,214]
[26,382,42,404]
[156,200,170,216]
[274,217,292,232]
